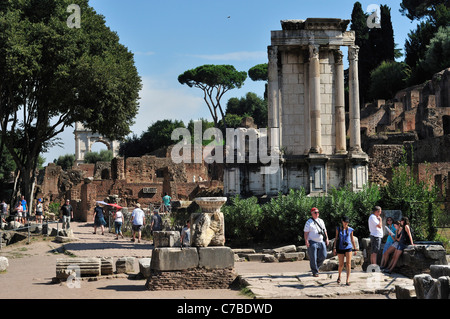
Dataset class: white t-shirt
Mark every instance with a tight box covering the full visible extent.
[131,208,145,225]
[368,214,383,238]
[304,218,326,242]
[114,210,123,223]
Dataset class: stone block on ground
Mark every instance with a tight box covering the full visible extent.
[278,252,305,262]
[263,254,278,263]
[395,284,416,299]
[413,274,435,299]
[430,265,450,279]
[232,248,256,257]
[198,247,234,269]
[243,253,265,262]
[116,257,135,274]
[150,247,198,271]
[138,258,151,278]
[56,258,101,279]
[153,231,181,248]
[101,257,114,275]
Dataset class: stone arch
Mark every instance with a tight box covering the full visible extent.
[74,122,120,165]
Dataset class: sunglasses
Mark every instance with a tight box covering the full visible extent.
[312,211,319,214]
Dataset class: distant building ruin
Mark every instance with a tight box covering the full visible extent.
[74,122,120,165]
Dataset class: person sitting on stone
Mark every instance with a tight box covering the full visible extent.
[384,217,414,274]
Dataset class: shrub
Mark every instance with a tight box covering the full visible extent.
[379,149,441,241]
[222,195,264,245]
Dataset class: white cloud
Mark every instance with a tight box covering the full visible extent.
[188,51,267,61]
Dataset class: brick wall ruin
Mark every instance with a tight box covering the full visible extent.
[36,146,223,222]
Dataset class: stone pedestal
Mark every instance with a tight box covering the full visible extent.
[146,247,236,290]
[190,197,227,247]
[146,197,236,291]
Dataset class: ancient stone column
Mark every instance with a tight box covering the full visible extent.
[334,50,347,154]
[268,46,281,152]
[309,44,321,153]
[348,45,362,153]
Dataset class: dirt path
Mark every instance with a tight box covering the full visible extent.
[0,222,395,302]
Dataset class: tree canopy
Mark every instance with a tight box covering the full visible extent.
[119,119,186,158]
[178,64,247,127]
[0,0,141,207]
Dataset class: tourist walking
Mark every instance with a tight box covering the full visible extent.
[151,209,162,232]
[333,216,357,286]
[20,195,28,224]
[131,203,145,243]
[93,203,106,235]
[162,193,171,213]
[14,202,23,223]
[368,206,383,265]
[60,199,73,230]
[304,207,329,277]
[384,217,414,274]
[35,198,44,224]
[113,208,124,239]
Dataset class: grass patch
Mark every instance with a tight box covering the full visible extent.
[239,287,256,299]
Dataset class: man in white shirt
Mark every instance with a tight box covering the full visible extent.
[304,207,329,277]
[131,203,145,243]
[368,206,383,265]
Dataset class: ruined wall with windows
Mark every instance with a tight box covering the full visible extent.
[36,145,223,222]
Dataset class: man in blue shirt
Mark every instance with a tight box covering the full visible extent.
[20,196,28,224]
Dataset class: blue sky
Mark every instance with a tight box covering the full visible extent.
[42,0,419,164]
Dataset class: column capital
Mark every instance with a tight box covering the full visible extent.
[308,44,320,60]
[334,50,344,64]
[348,45,359,62]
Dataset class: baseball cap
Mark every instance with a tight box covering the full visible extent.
[311,207,319,213]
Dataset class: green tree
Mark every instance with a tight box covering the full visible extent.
[120,119,186,157]
[350,3,399,103]
[225,92,268,128]
[178,65,247,127]
[401,1,449,85]
[369,61,411,100]
[84,149,113,164]
[400,0,449,22]
[54,154,75,171]
[379,149,441,241]
[0,0,141,210]
[248,63,268,82]
[421,26,450,77]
